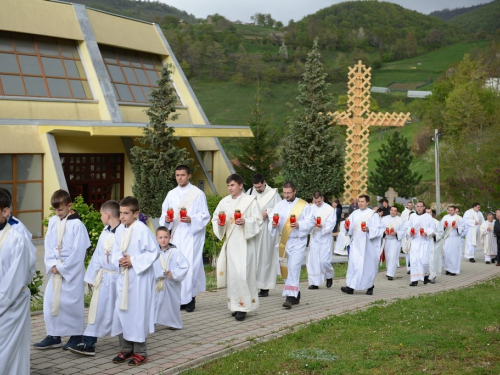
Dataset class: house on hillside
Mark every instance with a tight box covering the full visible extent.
[0,0,251,238]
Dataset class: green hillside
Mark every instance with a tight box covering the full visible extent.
[286,1,468,59]
[72,0,197,24]
[429,3,489,21]
[449,0,500,35]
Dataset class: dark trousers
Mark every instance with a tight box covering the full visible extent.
[118,334,147,356]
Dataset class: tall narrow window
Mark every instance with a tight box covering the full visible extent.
[0,154,44,238]
[0,31,92,99]
[100,45,182,106]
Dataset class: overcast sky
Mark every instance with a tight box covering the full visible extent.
[162,0,494,23]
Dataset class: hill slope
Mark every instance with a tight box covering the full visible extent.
[285,1,468,57]
[429,3,489,21]
[72,0,197,24]
[448,0,500,35]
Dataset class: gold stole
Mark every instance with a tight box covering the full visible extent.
[278,199,307,279]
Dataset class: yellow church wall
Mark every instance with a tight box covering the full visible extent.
[87,10,166,55]
[0,125,44,153]
[119,105,191,124]
[213,150,233,196]
[0,0,83,40]
[0,100,102,121]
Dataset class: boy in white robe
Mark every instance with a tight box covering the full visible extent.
[111,196,159,366]
[269,182,315,308]
[34,190,91,350]
[381,206,404,280]
[68,200,121,356]
[307,191,336,289]
[154,227,189,329]
[334,214,349,256]
[480,213,497,264]
[441,205,468,276]
[0,189,36,375]
[213,174,262,321]
[159,165,209,312]
[341,195,384,295]
[405,202,435,286]
[463,203,485,263]
[247,174,281,297]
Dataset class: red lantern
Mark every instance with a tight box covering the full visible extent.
[234,209,241,220]
[290,214,296,224]
[166,208,174,221]
[180,207,187,219]
[345,219,350,230]
[361,221,366,230]
[218,211,226,226]
[273,213,279,225]
[420,228,425,236]
[411,228,415,236]
[316,217,322,226]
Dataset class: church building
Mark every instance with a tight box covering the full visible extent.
[0,0,251,237]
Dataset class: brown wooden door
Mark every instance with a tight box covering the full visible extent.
[60,153,124,210]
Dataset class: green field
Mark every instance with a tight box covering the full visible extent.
[186,277,500,375]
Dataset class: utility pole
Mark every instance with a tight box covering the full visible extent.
[433,129,441,215]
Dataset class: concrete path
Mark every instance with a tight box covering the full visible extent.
[30,249,499,375]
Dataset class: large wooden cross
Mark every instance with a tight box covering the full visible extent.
[328,60,411,204]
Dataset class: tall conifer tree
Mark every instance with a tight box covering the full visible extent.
[282,38,344,198]
[368,130,422,198]
[234,84,280,188]
[130,65,193,217]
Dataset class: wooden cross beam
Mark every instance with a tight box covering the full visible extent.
[328,60,411,204]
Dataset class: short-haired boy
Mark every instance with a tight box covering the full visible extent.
[111,196,159,366]
[0,189,36,375]
[68,200,121,356]
[34,190,91,350]
[154,226,189,330]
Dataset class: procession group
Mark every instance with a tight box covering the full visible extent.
[1,166,497,373]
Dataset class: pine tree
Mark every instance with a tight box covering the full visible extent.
[234,84,280,188]
[130,65,193,217]
[282,38,344,199]
[368,130,422,198]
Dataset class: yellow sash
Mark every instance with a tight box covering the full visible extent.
[278,199,307,279]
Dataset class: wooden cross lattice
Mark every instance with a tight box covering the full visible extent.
[328,61,411,204]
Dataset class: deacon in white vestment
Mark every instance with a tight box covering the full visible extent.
[112,220,159,344]
[334,220,349,256]
[154,240,189,329]
[269,182,315,308]
[247,175,281,296]
[213,174,262,321]
[463,203,485,262]
[341,195,384,295]
[380,207,405,280]
[480,213,497,263]
[0,188,37,278]
[159,166,210,312]
[43,211,91,337]
[306,192,336,288]
[0,189,36,375]
[405,202,435,286]
[425,208,444,282]
[441,206,468,275]
[401,202,415,273]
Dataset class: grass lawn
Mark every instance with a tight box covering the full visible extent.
[186,276,500,374]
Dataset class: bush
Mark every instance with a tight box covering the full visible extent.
[29,270,44,301]
[394,202,405,213]
[43,195,103,267]
[204,195,224,265]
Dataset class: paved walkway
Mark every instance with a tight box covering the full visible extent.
[30,250,499,375]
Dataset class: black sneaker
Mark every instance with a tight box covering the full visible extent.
[63,336,83,350]
[410,281,418,286]
[341,286,354,294]
[68,343,96,356]
[366,285,374,295]
[326,278,333,288]
[186,297,196,313]
[308,285,319,290]
[33,335,62,350]
[235,312,247,321]
[469,258,476,263]
[258,289,269,297]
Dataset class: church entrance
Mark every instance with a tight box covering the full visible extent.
[60,153,124,210]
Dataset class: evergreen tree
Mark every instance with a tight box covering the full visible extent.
[368,130,422,198]
[282,38,344,199]
[130,65,193,217]
[234,84,280,188]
